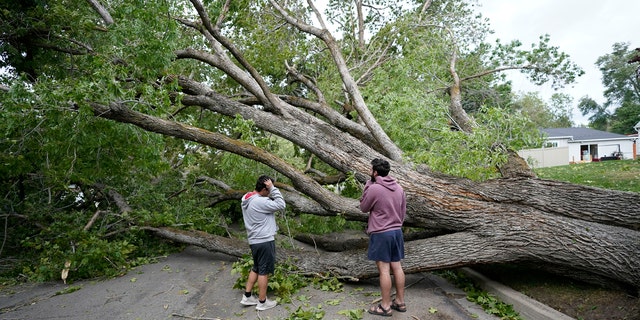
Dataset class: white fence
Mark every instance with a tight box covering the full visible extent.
[518,147,569,168]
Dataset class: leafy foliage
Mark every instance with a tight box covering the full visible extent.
[231,255,344,304]
[338,308,364,320]
[285,305,326,320]
[401,106,542,180]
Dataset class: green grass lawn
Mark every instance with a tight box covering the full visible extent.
[534,159,640,193]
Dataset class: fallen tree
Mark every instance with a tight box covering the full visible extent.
[92,95,640,291]
[83,0,640,292]
[2,0,637,292]
[133,168,639,291]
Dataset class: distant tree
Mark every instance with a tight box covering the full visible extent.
[511,92,552,127]
[578,96,610,131]
[580,42,640,134]
[548,93,574,127]
[511,92,573,128]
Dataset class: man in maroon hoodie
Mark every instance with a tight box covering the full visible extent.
[360,158,407,317]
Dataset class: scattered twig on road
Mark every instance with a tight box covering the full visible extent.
[171,313,221,320]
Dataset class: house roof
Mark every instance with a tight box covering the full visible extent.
[541,127,631,141]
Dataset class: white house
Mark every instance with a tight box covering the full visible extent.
[519,127,638,168]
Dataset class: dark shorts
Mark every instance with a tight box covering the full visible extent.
[368,229,405,262]
[250,240,276,275]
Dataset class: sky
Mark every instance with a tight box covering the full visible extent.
[476,0,640,126]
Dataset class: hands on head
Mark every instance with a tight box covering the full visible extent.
[264,179,273,190]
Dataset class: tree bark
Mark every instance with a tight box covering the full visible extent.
[85,0,114,25]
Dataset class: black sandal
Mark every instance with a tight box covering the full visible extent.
[391,299,407,312]
[368,304,392,317]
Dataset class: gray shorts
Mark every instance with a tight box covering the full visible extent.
[250,240,276,275]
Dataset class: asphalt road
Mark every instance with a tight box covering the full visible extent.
[1,246,499,320]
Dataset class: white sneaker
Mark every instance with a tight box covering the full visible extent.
[255,298,277,311]
[240,294,259,306]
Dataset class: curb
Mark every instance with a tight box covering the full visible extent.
[460,268,575,320]
[429,273,502,320]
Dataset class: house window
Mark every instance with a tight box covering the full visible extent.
[544,142,558,148]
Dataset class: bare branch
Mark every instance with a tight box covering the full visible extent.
[195,176,232,190]
[306,0,328,30]
[285,61,325,103]
[268,0,403,161]
[108,189,132,214]
[215,0,231,27]
[205,190,245,207]
[441,25,474,132]
[86,0,114,25]
[188,0,285,115]
[420,0,434,17]
[355,0,365,51]
[460,65,536,82]
[355,41,393,85]
[83,210,106,231]
[174,49,264,102]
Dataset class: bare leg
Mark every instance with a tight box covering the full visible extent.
[376,261,392,310]
[245,270,258,294]
[257,274,269,301]
[390,261,405,305]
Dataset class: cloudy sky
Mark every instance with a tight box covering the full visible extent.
[477,0,640,125]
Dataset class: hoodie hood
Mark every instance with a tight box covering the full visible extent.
[375,175,399,191]
[243,191,258,201]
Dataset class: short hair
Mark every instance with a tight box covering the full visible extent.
[371,158,390,177]
[255,175,273,191]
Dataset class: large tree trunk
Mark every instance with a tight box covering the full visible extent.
[86,0,639,292]
[142,171,640,290]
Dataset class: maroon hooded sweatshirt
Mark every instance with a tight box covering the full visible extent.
[359,175,406,234]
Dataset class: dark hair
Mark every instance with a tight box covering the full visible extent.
[255,175,273,191]
[371,158,390,177]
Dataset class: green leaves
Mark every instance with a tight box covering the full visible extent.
[231,255,307,303]
[594,42,640,134]
[490,35,585,90]
[338,308,363,320]
[577,42,640,134]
